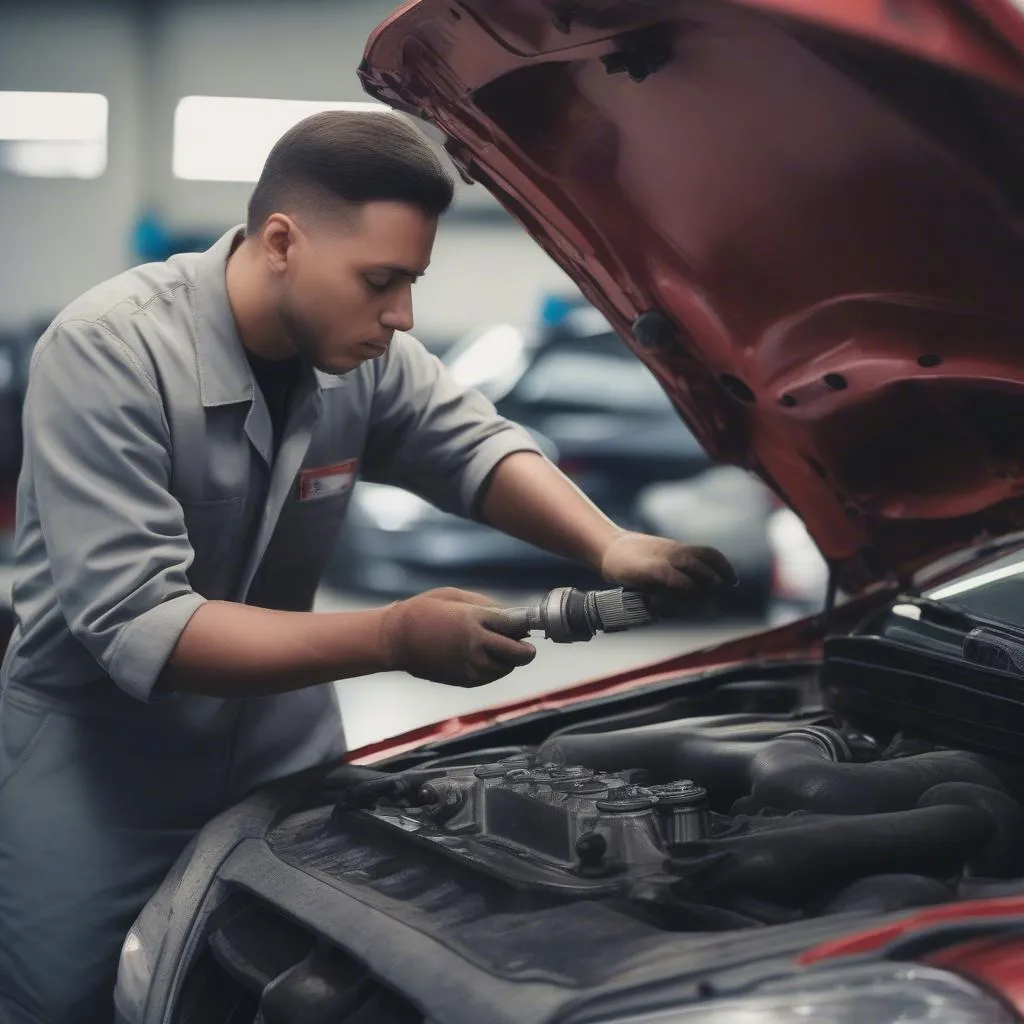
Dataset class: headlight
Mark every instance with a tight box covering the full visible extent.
[114,925,151,1022]
[602,963,1017,1023]
[353,483,436,532]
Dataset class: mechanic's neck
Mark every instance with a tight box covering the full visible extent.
[225,234,295,361]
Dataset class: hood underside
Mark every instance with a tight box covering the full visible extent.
[362,0,1024,592]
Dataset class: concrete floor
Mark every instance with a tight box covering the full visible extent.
[315,587,759,750]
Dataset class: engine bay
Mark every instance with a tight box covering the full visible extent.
[130,655,1024,1023]
[294,683,1024,930]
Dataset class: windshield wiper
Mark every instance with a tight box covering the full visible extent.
[893,595,1024,674]
[891,594,979,632]
[961,623,1024,675]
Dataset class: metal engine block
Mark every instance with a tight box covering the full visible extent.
[357,758,708,893]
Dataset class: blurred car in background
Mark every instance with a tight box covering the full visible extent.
[634,466,778,615]
[0,321,33,497]
[767,506,830,624]
[0,320,33,656]
[326,300,715,597]
[0,318,37,542]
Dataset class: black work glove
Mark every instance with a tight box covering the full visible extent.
[599,532,738,615]
[381,587,536,687]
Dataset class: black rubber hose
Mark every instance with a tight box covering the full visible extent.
[959,877,1024,899]
[544,714,1012,817]
[822,875,954,916]
[667,804,993,905]
[539,715,844,811]
[739,750,1008,816]
[917,782,1024,878]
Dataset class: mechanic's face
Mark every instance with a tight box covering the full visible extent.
[268,201,436,375]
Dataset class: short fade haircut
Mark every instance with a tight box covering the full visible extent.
[246,110,455,234]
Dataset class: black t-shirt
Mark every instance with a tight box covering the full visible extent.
[246,351,302,455]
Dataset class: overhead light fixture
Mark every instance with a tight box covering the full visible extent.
[172,96,393,182]
[0,91,107,179]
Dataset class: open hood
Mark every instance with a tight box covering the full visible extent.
[361,0,1024,594]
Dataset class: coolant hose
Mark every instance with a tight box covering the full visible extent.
[822,875,954,915]
[542,714,1011,815]
[738,750,1008,816]
[667,804,993,905]
[917,782,1024,878]
[540,715,847,811]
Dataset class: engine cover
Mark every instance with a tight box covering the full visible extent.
[353,758,708,893]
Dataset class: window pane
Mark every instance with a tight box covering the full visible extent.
[173,96,391,182]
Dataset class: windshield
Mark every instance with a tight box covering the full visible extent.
[512,340,669,414]
[925,549,1024,626]
[445,319,674,415]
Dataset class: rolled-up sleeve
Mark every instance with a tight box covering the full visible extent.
[362,333,543,516]
[24,319,205,701]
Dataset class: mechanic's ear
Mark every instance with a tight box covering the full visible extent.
[260,214,298,275]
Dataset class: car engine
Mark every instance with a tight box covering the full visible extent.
[122,676,1024,1024]
[316,712,1024,926]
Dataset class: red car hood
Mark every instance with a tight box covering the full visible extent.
[361,0,1024,594]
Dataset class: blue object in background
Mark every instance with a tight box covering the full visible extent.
[538,293,584,328]
[131,212,219,263]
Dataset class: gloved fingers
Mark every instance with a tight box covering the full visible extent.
[636,563,712,597]
[481,608,531,639]
[669,545,738,588]
[428,587,500,607]
[456,650,526,688]
[663,552,726,591]
[468,661,516,687]
[481,631,537,667]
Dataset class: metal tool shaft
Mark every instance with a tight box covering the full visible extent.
[496,586,656,643]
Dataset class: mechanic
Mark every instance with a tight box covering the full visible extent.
[0,111,735,1024]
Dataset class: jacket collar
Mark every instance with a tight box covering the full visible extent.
[191,225,348,407]
[192,225,252,408]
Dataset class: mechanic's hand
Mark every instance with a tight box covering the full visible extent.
[381,587,537,687]
[599,532,738,614]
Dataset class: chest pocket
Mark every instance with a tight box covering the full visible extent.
[181,496,244,599]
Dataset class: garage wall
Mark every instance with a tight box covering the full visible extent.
[0,1,144,328]
[146,0,574,346]
[0,0,575,345]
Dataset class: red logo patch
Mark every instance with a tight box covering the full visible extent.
[297,459,359,501]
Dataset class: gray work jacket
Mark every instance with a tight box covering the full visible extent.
[0,224,540,817]
[0,225,539,1020]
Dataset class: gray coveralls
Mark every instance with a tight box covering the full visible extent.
[0,226,539,1023]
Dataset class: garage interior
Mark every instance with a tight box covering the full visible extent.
[0,0,796,751]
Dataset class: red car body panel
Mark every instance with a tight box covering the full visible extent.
[930,934,1024,1009]
[359,0,1024,999]
[361,0,1024,596]
[801,896,1024,963]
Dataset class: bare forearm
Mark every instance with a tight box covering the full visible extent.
[478,451,623,570]
[158,601,390,698]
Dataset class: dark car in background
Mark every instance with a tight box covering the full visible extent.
[0,319,36,643]
[0,319,34,521]
[327,301,716,596]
